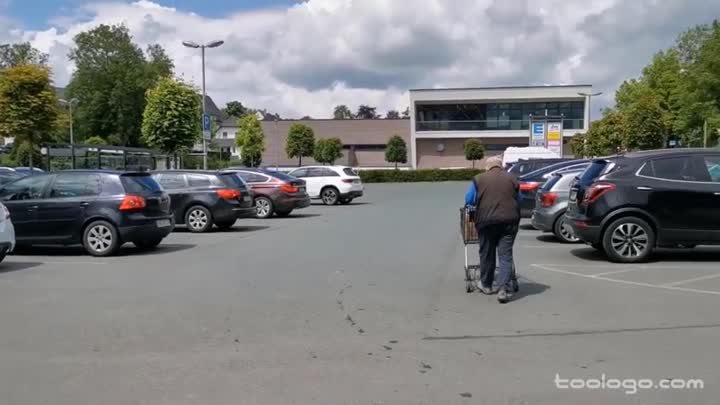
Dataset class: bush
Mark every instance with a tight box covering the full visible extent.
[359,168,483,183]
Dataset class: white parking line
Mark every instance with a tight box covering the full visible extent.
[664,272,720,287]
[591,268,651,277]
[531,264,720,296]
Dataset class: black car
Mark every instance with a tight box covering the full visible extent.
[567,149,720,263]
[226,168,310,218]
[508,158,569,176]
[0,170,174,256]
[151,170,255,232]
[517,159,590,218]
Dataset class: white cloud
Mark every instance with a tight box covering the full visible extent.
[2,0,719,118]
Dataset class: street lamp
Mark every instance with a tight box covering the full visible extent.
[578,92,602,129]
[183,39,225,169]
[59,98,79,169]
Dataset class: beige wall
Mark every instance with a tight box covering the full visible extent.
[416,138,517,169]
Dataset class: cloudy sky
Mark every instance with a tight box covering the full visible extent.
[2,0,720,119]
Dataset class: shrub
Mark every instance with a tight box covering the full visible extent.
[359,168,483,183]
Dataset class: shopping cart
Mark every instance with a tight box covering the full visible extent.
[459,206,519,294]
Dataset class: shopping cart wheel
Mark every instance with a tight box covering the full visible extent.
[464,266,476,293]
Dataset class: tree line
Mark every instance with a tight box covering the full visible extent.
[575,20,720,156]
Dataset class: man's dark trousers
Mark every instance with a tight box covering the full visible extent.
[476,222,519,290]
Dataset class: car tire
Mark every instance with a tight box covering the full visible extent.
[553,214,580,243]
[0,252,6,263]
[602,217,655,263]
[275,209,293,217]
[185,205,213,233]
[215,220,236,230]
[83,220,121,257]
[133,238,163,250]
[254,197,274,219]
[321,187,339,205]
[339,197,353,205]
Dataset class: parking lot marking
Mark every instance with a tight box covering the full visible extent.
[663,272,720,287]
[532,264,720,296]
[591,268,652,277]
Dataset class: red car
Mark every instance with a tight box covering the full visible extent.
[224,169,311,218]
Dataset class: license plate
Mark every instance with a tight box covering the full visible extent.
[156,219,172,228]
[353,180,360,184]
[569,190,578,201]
[243,196,251,202]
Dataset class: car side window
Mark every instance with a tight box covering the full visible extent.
[50,173,102,198]
[321,168,340,177]
[187,174,212,187]
[157,174,186,190]
[703,155,720,183]
[0,175,51,201]
[307,168,325,177]
[237,172,268,183]
[639,157,706,182]
[290,169,307,178]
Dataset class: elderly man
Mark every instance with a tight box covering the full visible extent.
[464,156,520,303]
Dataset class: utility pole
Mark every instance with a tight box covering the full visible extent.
[703,118,708,148]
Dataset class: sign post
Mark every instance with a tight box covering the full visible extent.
[202,113,212,140]
[546,121,563,157]
[530,121,546,147]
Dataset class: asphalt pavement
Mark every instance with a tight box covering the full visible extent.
[1,182,720,404]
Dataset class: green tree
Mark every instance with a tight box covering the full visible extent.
[142,77,201,165]
[84,136,106,145]
[624,95,669,150]
[286,123,315,166]
[0,65,58,169]
[385,110,400,119]
[333,105,353,119]
[384,135,407,169]
[236,114,266,167]
[0,42,48,68]
[314,138,343,165]
[463,139,485,168]
[225,101,247,118]
[584,110,628,156]
[356,105,379,119]
[570,133,586,158]
[66,24,173,147]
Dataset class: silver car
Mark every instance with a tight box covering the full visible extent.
[530,169,584,243]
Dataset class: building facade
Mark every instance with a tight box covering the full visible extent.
[409,85,592,168]
[215,118,411,168]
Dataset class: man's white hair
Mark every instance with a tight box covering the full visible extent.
[485,156,503,170]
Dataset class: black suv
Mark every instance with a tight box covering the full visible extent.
[566,149,720,263]
[0,171,173,256]
[151,170,255,232]
[517,159,589,218]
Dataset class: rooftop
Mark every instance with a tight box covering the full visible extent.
[409,84,593,92]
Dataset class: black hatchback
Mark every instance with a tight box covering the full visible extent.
[567,149,720,263]
[0,170,174,256]
[151,170,255,232]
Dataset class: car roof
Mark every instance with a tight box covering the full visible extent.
[621,148,718,158]
[53,169,148,175]
[291,165,350,169]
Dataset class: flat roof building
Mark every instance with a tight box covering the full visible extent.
[409,85,592,168]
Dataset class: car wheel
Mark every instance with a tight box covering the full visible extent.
[254,197,274,219]
[133,238,163,250]
[275,209,293,217]
[185,206,213,233]
[553,215,580,243]
[602,217,655,263]
[215,220,236,230]
[83,220,121,257]
[321,187,339,205]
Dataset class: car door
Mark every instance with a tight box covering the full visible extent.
[290,168,321,197]
[636,155,713,243]
[154,173,189,222]
[35,172,103,241]
[0,174,53,239]
[700,153,720,242]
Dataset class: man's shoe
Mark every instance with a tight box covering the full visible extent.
[497,288,512,304]
[478,286,495,295]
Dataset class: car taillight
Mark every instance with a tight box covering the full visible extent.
[216,188,241,200]
[519,182,540,191]
[540,192,558,207]
[342,179,354,184]
[280,183,299,193]
[583,182,616,204]
[119,195,146,211]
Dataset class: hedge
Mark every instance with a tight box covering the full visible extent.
[359,168,484,183]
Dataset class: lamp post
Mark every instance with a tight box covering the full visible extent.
[59,98,79,169]
[274,117,279,170]
[577,91,602,129]
[182,40,224,170]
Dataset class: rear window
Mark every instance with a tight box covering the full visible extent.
[540,174,562,191]
[578,160,611,184]
[219,173,247,188]
[121,174,162,193]
[268,171,300,182]
[343,168,358,176]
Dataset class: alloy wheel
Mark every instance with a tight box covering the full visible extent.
[256,198,271,218]
[610,223,649,258]
[322,188,338,205]
[558,218,579,242]
[188,209,208,230]
[87,224,113,253]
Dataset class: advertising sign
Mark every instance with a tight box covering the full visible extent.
[530,122,545,147]
[546,122,563,157]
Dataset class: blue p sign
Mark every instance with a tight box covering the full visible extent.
[202,114,211,131]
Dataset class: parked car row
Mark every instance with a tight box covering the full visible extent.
[0,165,364,259]
[526,148,720,263]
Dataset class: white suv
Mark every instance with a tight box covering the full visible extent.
[0,202,15,263]
[287,166,363,205]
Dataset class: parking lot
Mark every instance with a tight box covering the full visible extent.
[1,182,719,404]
